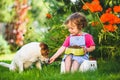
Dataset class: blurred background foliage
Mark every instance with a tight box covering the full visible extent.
[0,0,120,61]
[0,0,15,22]
[0,35,11,54]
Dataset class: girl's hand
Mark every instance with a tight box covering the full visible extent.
[49,57,56,64]
[82,47,87,53]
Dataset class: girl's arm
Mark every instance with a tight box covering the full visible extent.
[49,46,66,63]
[86,46,95,53]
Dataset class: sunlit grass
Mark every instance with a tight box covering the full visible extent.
[0,54,120,80]
[0,60,120,80]
[0,53,15,60]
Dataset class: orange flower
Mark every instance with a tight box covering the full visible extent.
[91,21,99,27]
[82,2,91,10]
[103,24,118,32]
[46,13,52,19]
[82,0,103,12]
[105,8,112,13]
[100,13,120,24]
[113,6,120,13]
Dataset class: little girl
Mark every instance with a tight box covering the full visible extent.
[49,12,95,73]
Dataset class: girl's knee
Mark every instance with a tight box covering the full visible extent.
[65,55,72,61]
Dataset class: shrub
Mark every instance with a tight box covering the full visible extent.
[0,35,11,54]
[42,25,69,57]
[24,26,43,44]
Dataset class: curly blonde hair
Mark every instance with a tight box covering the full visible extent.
[64,12,87,30]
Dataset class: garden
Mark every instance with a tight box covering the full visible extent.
[0,0,120,80]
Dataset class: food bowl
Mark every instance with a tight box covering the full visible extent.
[65,47,84,56]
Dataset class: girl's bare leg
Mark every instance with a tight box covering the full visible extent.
[71,60,80,73]
[65,55,72,72]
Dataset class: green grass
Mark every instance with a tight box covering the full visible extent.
[0,55,120,80]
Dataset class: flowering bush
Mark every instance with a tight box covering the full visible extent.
[41,0,120,60]
[82,0,120,60]
[5,0,30,46]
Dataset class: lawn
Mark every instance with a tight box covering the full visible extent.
[0,54,120,80]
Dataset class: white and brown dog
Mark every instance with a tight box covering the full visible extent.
[0,42,49,73]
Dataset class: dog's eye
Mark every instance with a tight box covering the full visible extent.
[42,54,48,58]
[41,50,49,58]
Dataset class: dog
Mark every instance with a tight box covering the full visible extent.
[0,42,49,73]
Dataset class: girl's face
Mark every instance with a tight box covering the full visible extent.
[67,23,81,36]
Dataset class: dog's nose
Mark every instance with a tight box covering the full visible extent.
[46,58,50,63]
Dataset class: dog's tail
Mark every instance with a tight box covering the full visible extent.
[0,62,10,68]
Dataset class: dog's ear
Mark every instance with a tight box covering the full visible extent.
[40,42,49,57]
[39,42,48,50]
